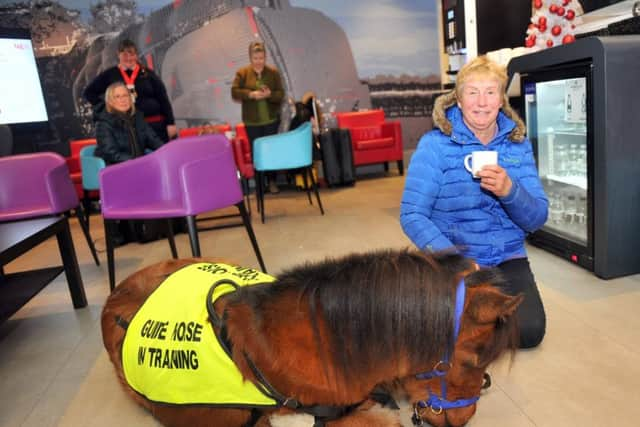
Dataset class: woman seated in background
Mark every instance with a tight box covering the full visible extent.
[95,82,164,165]
[289,91,322,134]
[95,82,167,246]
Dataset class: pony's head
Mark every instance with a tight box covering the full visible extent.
[222,249,520,424]
[400,267,523,427]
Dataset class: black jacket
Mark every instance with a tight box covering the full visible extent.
[94,109,164,165]
[83,65,175,125]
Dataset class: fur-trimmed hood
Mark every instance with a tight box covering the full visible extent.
[432,91,526,142]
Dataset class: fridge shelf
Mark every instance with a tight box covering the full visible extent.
[546,174,587,190]
[539,129,586,136]
[555,130,586,136]
[543,223,587,246]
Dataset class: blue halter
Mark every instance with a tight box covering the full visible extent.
[412,279,480,422]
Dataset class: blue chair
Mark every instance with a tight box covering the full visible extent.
[79,144,105,230]
[252,122,324,223]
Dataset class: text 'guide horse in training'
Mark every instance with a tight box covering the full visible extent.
[102,249,522,427]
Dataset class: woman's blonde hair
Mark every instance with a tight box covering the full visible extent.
[248,41,266,57]
[432,55,525,142]
[105,82,135,115]
[455,55,508,100]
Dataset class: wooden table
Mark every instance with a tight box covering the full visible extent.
[0,216,87,323]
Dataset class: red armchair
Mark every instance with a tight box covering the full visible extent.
[66,138,97,199]
[233,123,255,211]
[336,110,403,175]
[178,127,200,138]
[178,123,232,138]
[233,123,254,180]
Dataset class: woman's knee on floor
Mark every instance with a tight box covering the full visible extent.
[518,314,546,349]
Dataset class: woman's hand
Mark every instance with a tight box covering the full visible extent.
[477,165,512,197]
[166,124,177,139]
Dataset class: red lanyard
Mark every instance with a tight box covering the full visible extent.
[118,64,140,89]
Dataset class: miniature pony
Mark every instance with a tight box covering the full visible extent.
[102,249,522,426]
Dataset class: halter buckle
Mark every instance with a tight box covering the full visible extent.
[429,404,443,415]
[432,360,451,374]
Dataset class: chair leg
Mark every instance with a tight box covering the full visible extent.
[165,219,178,259]
[104,219,116,291]
[242,177,252,215]
[260,173,266,222]
[236,202,267,273]
[255,175,261,214]
[302,168,312,205]
[397,159,404,176]
[257,172,266,224]
[83,190,91,230]
[186,215,201,257]
[309,166,325,215]
[75,205,100,266]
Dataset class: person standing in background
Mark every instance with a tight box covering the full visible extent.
[84,39,177,143]
[231,41,284,193]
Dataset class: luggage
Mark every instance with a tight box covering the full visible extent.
[119,219,186,244]
[320,128,355,187]
[126,220,166,244]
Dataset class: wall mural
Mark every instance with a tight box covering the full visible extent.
[0,0,442,153]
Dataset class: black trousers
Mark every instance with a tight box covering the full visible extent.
[496,258,546,349]
[246,120,280,183]
[148,120,169,143]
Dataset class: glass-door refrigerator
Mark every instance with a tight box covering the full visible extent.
[522,64,593,271]
[508,36,640,279]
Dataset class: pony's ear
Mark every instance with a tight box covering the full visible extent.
[467,287,524,325]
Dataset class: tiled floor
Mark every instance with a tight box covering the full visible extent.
[1,174,639,427]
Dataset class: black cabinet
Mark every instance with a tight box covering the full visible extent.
[441,0,531,55]
[508,36,640,279]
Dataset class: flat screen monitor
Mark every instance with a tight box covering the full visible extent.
[0,28,49,125]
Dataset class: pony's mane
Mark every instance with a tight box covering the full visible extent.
[230,249,477,380]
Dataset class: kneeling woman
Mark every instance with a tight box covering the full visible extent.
[95,81,164,165]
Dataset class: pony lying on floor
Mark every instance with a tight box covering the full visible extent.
[102,250,522,427]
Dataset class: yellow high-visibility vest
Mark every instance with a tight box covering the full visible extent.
[121,262,278,406]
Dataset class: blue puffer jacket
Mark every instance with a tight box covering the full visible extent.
[400,105,548,266]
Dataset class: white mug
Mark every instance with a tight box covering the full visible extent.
[464,151,498,178]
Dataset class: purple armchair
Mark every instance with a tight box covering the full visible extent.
[0,152,100,265]
[99,134,266,290]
